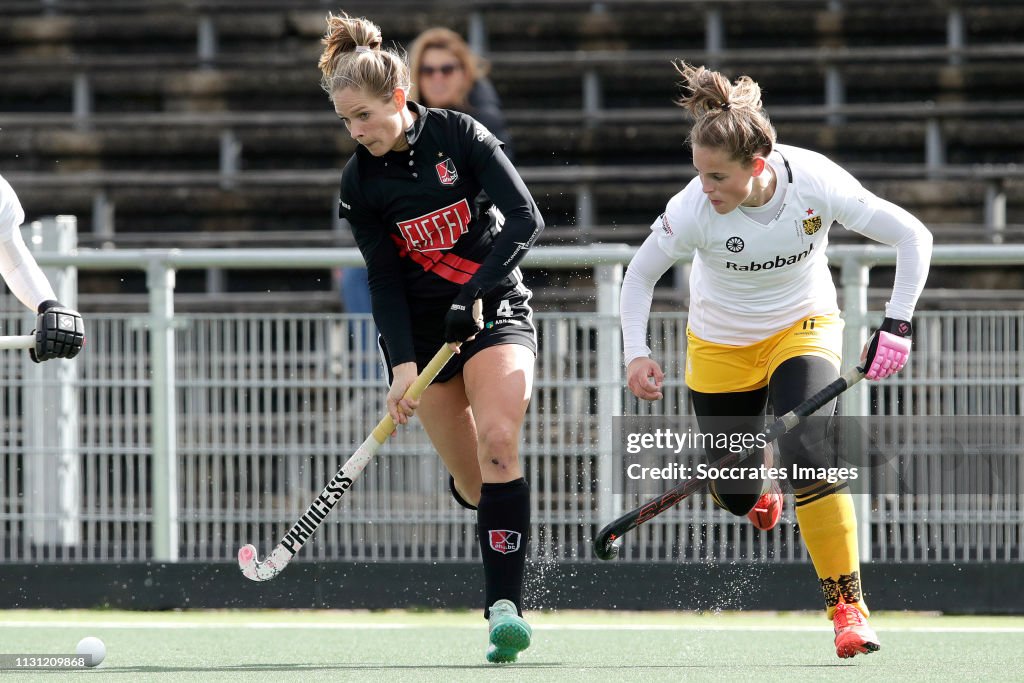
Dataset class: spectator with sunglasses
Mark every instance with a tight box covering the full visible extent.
[409,27,515,161]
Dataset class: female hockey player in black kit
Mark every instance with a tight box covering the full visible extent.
[319,13,543,664]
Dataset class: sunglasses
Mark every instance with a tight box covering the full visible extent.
[420,63,462,77]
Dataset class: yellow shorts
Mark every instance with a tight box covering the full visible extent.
[685,313,843,394]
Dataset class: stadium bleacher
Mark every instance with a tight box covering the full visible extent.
[1,0,1023,309]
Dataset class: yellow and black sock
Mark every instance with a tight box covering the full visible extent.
[794,481,869,618]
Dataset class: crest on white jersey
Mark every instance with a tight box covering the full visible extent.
[802,208,822,235]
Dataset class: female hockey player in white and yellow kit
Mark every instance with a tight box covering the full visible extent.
[621,63,932,659]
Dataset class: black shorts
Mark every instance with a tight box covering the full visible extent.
[378,284,537,385]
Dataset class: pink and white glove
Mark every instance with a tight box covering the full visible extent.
[861,318,912,380]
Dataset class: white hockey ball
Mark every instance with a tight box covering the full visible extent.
[76,636,106,667]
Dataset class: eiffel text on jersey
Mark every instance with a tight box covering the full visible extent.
[397,198,472,252]
[725,242,814,271]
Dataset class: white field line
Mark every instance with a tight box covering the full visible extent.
[0,620,1022,634]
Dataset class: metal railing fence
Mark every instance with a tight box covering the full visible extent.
[1,230,1022,564]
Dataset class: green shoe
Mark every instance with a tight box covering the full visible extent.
[486,599,532,663]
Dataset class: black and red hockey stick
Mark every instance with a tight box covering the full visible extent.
[593,365,865,560]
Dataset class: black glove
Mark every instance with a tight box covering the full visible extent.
[443,288,483,343]
[30,299,85,363]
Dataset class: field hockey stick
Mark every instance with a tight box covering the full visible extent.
[593,365,866,560]
[239,343,456,581]
[0,334,35,350]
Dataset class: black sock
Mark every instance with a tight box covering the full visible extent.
[477,477,530,618]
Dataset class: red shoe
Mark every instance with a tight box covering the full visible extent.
[833,602,881,658]
[747,479,782,530]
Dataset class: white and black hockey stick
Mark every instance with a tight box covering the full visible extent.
[0,334,35,350]
[238,343,456,581]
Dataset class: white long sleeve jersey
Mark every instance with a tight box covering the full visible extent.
[0,173,58,311]
[621,144,932,363]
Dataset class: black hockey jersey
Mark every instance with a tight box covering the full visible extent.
[338,101,543,364]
